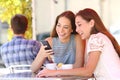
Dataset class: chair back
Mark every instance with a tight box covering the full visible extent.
[8,65,31,73]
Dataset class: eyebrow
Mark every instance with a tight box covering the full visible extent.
[57,22,70,26]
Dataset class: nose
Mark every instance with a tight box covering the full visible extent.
[59,27,64,33]
[76,27,79,33]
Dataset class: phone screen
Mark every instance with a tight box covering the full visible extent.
[41,40,52,50]
[41,40,54,63]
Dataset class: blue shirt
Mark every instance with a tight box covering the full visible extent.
[0,36,41,68]
[52,34,76,64]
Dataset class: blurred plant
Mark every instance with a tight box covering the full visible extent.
[0,0,32,41]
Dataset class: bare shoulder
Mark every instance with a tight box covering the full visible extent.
[74,34,82,41]
[74,34,85,45]
[45,37,52,41]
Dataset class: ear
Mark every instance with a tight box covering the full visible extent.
[70,27,73,33]
[10,26,13,32]
[71,29,73,33]
[26,26,28,30]
[89,19,95,28]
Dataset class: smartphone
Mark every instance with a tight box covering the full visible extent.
[40,40,52,50]
[41,40,54,63]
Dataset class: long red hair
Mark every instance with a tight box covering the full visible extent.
[76,8,120,57]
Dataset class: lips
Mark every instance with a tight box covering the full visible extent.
[79,32,83,36]
[79,32,84,39]
[58,33,65,37]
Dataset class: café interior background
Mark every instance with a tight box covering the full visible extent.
[0,0,120,45]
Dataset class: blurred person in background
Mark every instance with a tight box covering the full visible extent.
[0,14,41,69]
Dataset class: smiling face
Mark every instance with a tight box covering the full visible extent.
[56,17,73,42]
[75,16,94,40]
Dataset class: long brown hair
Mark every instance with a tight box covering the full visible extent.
[76,8,120,57]
[50,11,77,37]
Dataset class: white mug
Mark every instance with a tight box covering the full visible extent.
[61,64,73,70]
[45,63,57,70]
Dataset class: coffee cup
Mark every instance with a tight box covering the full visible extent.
[61,64,73,70]
[45,63,57,70]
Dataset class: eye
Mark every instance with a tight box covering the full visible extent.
[78,24,81,26]
[76,23,81,27]
[63,26,69,29]
[56,24,60,27]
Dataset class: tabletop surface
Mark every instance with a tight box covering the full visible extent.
[0,71,95,80]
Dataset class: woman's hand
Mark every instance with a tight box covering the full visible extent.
[36,69,57,77]
[38,44,54,59]
[31,44,54,73]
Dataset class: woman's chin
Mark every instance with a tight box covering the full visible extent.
[81,36,86,40]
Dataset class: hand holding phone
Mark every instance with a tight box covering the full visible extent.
[40,40,52,50]
[40,40,54,63]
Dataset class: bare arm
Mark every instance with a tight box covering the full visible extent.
[31,44,53,73]
[57,51,101,77]
[37,51,101,77]
[73,34,85,68]
[31,37,53,73]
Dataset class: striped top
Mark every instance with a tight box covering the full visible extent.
[52,34,76,64]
